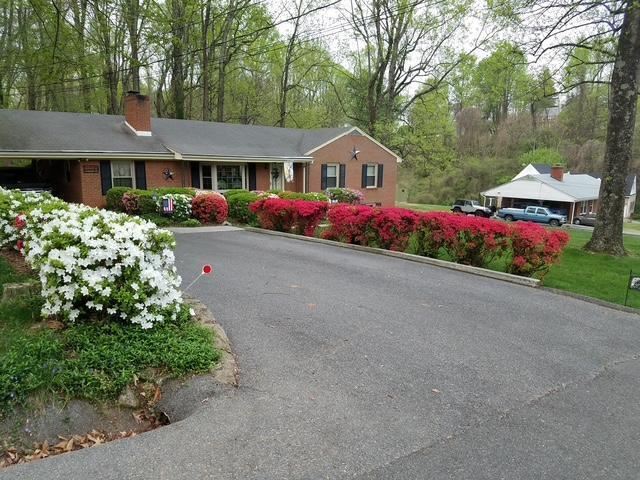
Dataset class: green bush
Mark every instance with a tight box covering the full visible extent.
[223,189,249,199]
[140,213,172,226]
[278,191,328,202]
[228,191,259,224]
[105,187,130,211]
[180,218,201,227]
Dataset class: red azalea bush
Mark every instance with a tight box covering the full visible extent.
[369,208,420,251]
[250,198,328,236]
[191,192,229,224]
[322,204,377,244]
[507,222,570,278]
[323,205,419,251]
[441,214,511,267]
[407,212,457,258]
[121,192,140,215]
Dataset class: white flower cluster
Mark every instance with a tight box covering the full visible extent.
[155,193,192,220]
[2,188,185,329]
[0,188,65,249]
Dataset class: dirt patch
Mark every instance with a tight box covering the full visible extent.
[0,249,33,276]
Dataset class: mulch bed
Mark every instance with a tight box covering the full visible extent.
[0,249,33,276]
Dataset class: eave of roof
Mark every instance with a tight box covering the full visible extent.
[0,150,313,163]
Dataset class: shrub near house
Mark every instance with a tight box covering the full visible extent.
[251,201,570,279]
[1,187,186,328]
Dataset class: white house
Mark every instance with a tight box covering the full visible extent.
[482,164,637,222]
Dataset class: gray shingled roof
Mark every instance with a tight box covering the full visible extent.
[0,109,354,160]
[531,163,552,174]
[587,171,636,196]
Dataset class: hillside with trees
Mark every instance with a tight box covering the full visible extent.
[0,0,637,254]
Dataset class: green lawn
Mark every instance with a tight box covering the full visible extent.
[623,221,640,235]
[544,229,640,308]
[397,202,449,212]
[0,255,220,418]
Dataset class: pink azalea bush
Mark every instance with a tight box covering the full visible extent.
[191,192,228,224]
[249,198,328,236]
[507,222,570,278]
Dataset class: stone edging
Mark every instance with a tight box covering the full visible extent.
[243,227,540,288]
[540,286,640,316]
[183,295,239,386]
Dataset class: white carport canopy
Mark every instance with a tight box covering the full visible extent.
[481,175,598,203]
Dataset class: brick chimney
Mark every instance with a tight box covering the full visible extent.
[124,91,151,136]
[551,165,564,182]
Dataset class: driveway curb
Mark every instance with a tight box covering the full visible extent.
[244,227,540,288]
[540,287,640,315]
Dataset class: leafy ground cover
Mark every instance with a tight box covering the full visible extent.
[396,202,449,212]
[0,255,221,419]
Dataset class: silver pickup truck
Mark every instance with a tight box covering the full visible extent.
[497,206,566,226]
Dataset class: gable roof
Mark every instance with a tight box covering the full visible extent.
[482,173,601,202]
[531,163,552,174]
[586,171,636,197]
[0,109,362,162]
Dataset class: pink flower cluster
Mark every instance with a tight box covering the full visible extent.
[322,205,420,251]
[507,222,570,278]
[249,198,329,236]
[191,192,229,224]
[322,205,569,275]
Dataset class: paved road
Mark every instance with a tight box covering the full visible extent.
[4,230,640,479]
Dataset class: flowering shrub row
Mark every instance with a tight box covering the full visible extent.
[321,204,569,277]
[249,198,329,236]
[1,188,185,329]
[106,187,230,225]
[325,187,364,204]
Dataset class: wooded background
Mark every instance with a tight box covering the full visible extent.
[0,0,632,207]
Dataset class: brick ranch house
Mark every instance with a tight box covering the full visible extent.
[0,92,401,207]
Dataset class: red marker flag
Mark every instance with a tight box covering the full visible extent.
[202,264,213,275]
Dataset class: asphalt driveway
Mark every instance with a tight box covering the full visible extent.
[3,229,640,479]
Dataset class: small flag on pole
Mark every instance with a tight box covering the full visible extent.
[162,197,175,213]
[202,264,213,275]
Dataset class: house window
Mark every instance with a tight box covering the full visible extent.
[200,163,245,191]
[579,201,594,214]
[325,163,338,188]
[111,160,135,188]
[365,164,377,188]
[217,165,244,190]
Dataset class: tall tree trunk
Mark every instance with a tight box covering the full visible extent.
[585,3,640,256]
[216,1,236,123]
[171,0,185,119]
[201,0,211,121]
[126,0,141,92]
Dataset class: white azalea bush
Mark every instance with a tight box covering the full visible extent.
[0,187,66,249]
[155,193,192,221]
[2,188,187,329]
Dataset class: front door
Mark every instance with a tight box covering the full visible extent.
[270,163,283,191]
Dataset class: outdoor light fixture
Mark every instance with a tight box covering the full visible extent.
[163,168,175,180]
[350,146,360,161]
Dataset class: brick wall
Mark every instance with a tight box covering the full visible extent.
[284,163,305,192]
[307,132,398,206]
[255,164,271,191]
[145,161,188,189]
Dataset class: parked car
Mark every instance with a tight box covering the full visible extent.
[573,213,597,226]
[497,206,567,226]
[451,199,492,217]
